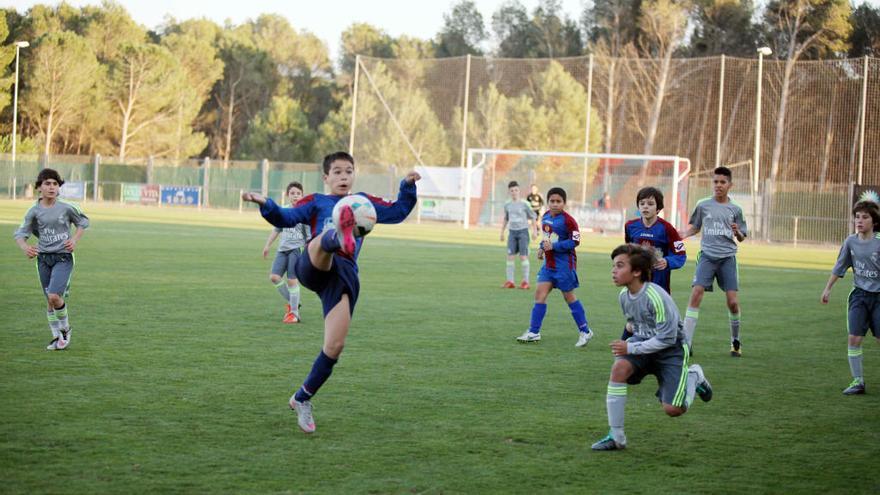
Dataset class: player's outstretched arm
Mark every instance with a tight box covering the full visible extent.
[373,172,421,224]
[241,191,267,205]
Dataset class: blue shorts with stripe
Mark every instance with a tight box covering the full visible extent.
[848,287,880,337]
[692,252,738,292]
[537,266,579,292]
[619,342,690,407]
[295,251,359,317]
[36,252,75,298]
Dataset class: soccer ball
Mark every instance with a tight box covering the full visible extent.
[332,194,377,237]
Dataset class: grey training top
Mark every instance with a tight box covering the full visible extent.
[14,200,90,254]
[832,233,880,293]
[620,282,684,355]
[504,199,537,231]
[689,197,748,258]
[274,223,311,252]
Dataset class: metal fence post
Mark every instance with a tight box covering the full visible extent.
[93,154,100,202]
[261,158,269,197]
[715,55,725,169]
[202,157,211,207]
[858,55,868,185]
[793,216,799,247]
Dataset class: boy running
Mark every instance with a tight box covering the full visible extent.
[500,181,538,289]
[14,168,90,350]
[262,182,311,323]
[679,167,747,356]
[821,201,880,395]
[592,244,712,451]
[516,187,595,347]
[242,151,420,434]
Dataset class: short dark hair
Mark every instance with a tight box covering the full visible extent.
[36,168,64,188]
[322,151,354,174]
[611,244,653,282]
[853,200,880,230]
[636,186,664,211]
[508,181,519,189]
[713,166,732,180]
[546,187,566,203]
[286,181,304,194]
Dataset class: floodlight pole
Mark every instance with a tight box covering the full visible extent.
[857,55,868,185]
[754,47,771,236]
[11,41,29,200]
[715,55,725,169]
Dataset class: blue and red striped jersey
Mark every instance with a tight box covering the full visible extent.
[540,210,580,271]
[259,179,417,261]
[624,216,687,293]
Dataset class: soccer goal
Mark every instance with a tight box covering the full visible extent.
[461,149,691,231]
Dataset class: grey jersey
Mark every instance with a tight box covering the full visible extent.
[13,200,90,254]
[832,233,880,293]
[504,199,536,231]
[689,197,747,258]
[619,282,684,355]
[274,223,310,252]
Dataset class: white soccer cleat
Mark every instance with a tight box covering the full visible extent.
[56,328,70,350]
[516,331,541,343]
[46,338,59,350]
[575,330,594,348]
[289,397,316,434]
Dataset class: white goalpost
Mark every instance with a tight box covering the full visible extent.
[461,148,691,231]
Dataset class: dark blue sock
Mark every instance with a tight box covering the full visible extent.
[529,303,547,333]
[294,350,338,402]
[320,229,341,253]
[569,300,590,333]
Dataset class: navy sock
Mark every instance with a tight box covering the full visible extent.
[294,350,338,402]
[529,303,547,333]
[320,229,341,253]
[569,300,590,333]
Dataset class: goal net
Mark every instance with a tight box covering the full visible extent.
[459,149,691,231]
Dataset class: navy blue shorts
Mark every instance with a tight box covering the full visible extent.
[847,287,880,337]
[537,266,579,292]
[295,250,359,317]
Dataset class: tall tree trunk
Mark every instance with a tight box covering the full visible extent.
[224,82,235,168]
[639,47,674,184]
[44,109,54,157]
[769,45,796,185]
[818,83,837,191]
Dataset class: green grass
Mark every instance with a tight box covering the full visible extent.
[0,199,877,494]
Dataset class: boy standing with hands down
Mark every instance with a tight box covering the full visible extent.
[821,201,880,395]
[500,181,538,289]
[679,167,747,356]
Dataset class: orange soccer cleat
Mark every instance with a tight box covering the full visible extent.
[283,311,300,324]
[519,280,530,290]
[502,281,516,289]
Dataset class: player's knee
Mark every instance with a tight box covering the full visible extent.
[47,293,63,307]
[269,274,282,284]
[609,361,632,382]
[663,404,685,417]
[324,342,344,359]
[287,278,298,287]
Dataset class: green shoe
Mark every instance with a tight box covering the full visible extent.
[842,379,865,395]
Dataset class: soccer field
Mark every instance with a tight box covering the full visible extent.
[0,200,877,494]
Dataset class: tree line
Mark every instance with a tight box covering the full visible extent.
[0,0,878,165]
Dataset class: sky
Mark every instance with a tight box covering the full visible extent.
[7,0,589,61]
